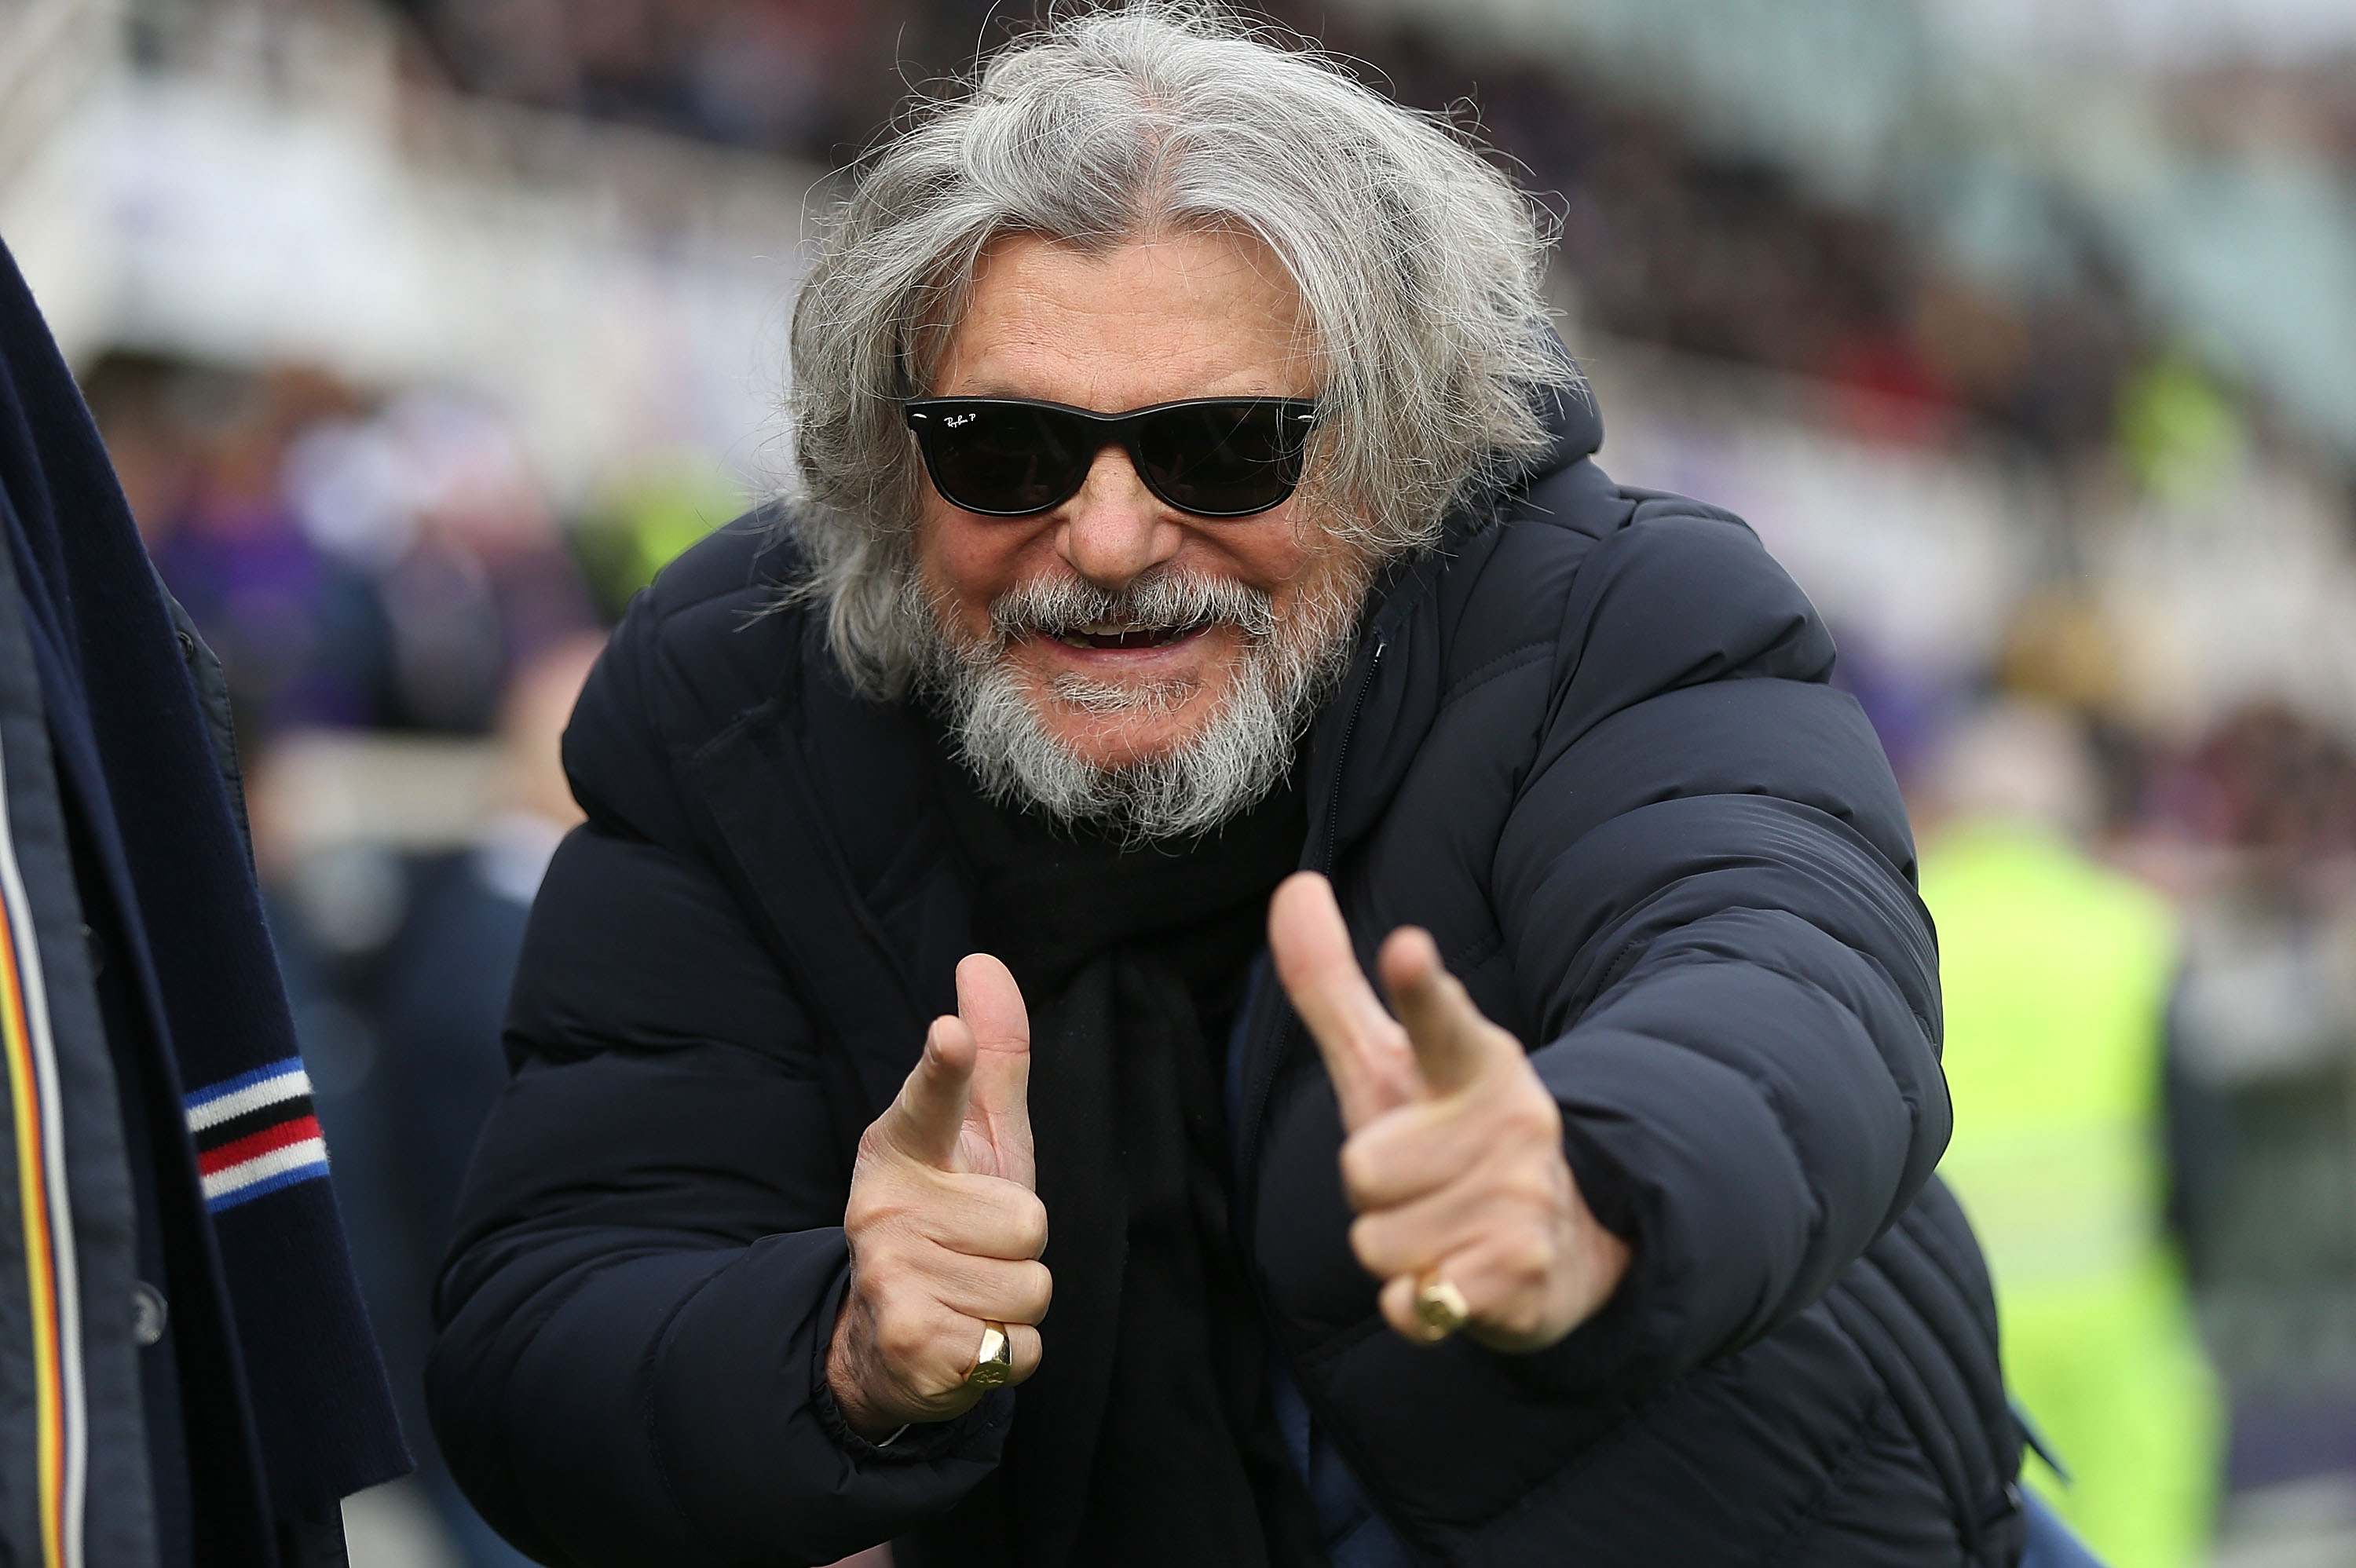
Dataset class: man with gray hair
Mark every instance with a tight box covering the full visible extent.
[430,8,2026,1566]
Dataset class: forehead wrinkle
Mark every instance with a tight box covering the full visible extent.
[934,231,1313,410]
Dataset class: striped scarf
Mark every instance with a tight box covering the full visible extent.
[0,233,408,1566]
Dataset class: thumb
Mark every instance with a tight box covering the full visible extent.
[1269,872,1420,1130]
[957,952,1032,1119]
[878,1014,977,1170]
[1379,926,1520,1096]
[957,953,1035,1188]
[957,953,1030,1062]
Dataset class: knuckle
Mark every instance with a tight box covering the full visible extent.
[854,1232,916,1283]
[1494,1295,1542,1339]
[872,1307,935,1370]
[1350,1215,1396,1274]
[1012,1195,1051,1257]
[1498,1163,1557,1211]
[1497,1091,1557,1142]
[1008,1325,1046,1383]
[1019,1262,1055,1321]
[1504,1230,1556,1281]
[844,1188,898,1234]
[848,1171,931,1232]
[875,1267,934,1319]
[862,1269,908,1315]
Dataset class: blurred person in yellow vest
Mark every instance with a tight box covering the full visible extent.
[1917,700,2223,1568]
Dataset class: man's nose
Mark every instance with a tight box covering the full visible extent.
[1056,446,1182,589]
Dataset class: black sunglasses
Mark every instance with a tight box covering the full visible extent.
[902,396,1319,519]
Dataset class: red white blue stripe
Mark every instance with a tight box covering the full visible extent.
[185,1059,327,1212]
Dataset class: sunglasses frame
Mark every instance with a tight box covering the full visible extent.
[902,395,1320,519]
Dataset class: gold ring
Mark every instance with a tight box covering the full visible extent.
[966,1321,1013,1388]
[1413,1270,1471,1343]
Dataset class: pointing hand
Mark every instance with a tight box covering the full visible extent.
[829,954,1052,1437]
[1268,873,1630,1351]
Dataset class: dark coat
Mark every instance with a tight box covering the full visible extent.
[430,389,2025,1567]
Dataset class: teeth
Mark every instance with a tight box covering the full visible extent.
[1046,619,1206,647]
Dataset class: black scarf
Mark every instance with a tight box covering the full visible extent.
[927,750,1328,1568]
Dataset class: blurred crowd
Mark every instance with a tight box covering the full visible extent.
[80,352,742,1567]
[1333,33,2151,459]
[386,0,2159,459]
[86,355,600,738]
[1907,630,2356,1522]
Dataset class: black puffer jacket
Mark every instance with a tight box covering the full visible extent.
[429,390,2025,1567]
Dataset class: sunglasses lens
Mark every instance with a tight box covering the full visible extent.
[912,399,1311,517]
[920,404,1090,514]
[1136,401,1307,515]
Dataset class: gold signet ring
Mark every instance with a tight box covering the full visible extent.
[967,1321,1013,1388]
[1413,1271,1471,1343]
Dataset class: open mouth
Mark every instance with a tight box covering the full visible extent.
[1052,619,1211,652]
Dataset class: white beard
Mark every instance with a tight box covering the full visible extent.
[913,562,1367,842]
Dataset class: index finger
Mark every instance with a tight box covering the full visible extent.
[1268,872,1419,1129]
[876,1014,977,1171]
[1380,926,1525,1097]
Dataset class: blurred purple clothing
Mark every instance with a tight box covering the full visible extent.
[149,498,385,732]
[153,493,601,737]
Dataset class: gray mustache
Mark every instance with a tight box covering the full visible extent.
[987,571,1276,642]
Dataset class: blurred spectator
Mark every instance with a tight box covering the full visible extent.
[2116,703,2356,1505]
[2138,705,2356,867]
[571,449,746,620]
[85,357,390,737]
[1917,701,2223,1568]
[2114,349,2248,504]
[87,360,605,744]
[289,391,603,733]
[281,631,607,1568]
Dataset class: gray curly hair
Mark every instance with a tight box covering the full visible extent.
[786,1,1578,697]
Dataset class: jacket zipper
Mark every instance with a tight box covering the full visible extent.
[1231,628,1390,1540]
[1318,633,1385,874]
[1237,630,1385,1208]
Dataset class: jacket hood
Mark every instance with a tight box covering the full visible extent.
[1518,334,1604,487]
